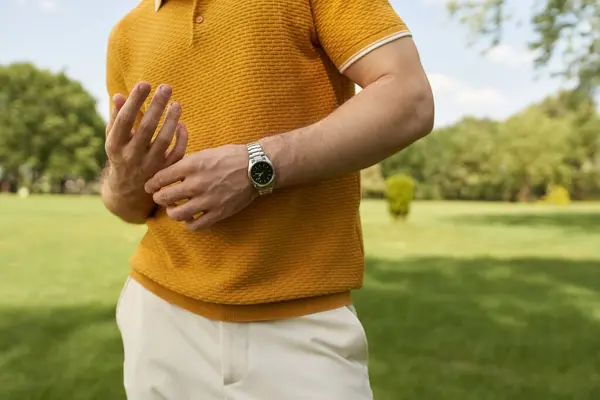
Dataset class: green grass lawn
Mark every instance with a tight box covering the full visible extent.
[1,195,600,399]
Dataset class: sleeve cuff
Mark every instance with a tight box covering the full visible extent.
[338,27,412,73]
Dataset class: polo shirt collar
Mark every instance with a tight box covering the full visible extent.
[155,0,164,12]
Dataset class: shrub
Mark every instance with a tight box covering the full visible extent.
[385,174,416,220]
[539,184,571,205]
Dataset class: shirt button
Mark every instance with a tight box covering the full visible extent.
[195,15,204,24]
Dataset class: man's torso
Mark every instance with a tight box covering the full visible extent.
[107,0,408,321]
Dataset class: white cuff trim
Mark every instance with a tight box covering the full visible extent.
[339,30,413,73]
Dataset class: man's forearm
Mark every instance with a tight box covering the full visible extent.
[100,165,157,224]
[261,74,434,188]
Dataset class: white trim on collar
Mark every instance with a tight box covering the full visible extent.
[155,0,163,12]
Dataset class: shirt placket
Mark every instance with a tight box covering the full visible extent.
[189,0,204,47]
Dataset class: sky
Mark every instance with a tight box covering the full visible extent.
[0,0,568,128]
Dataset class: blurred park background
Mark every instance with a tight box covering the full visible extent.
[1,0,599,399]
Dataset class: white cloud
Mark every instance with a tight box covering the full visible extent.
[427,72,508,126]
[486,44,534,68]
[428,73,459,92]
[358,74,505,107]
[356,73,506,127]
[358,76,504,108]
[455,88,505,107]
[429,73,505,108]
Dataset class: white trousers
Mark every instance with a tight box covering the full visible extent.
[116,277,374,400]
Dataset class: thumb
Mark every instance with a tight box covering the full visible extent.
[105,94,127,137]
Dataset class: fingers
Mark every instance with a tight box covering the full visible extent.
[147,102,181,160]
[185,211,219,231]
[109,82,152,148]
[166,196,207,222]
[165,123,188,166]
[131,84,172,150]
[144,161,188,194]
[105,94,127,137]
[153,180,195,207]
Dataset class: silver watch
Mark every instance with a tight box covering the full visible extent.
[247,142,276,196]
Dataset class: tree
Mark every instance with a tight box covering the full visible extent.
[498,105,573,201]
[381,96,599,202]
[447,0,600,92]
[382,117,503,200]
[0,63,106,192]
[540,90,600,199]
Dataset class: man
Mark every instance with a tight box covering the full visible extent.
[103,0,433,398]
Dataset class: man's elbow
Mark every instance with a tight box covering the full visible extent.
[410,81,435,138]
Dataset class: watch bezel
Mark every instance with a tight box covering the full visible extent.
[248,159,275,188]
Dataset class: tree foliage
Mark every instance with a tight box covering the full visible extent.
[360,163,386,198]
[0,63,106,191]
[447,0,600,92]
[382,91,600,201]
[498,105,573,201]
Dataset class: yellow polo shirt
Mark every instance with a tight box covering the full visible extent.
[106,0,410,321]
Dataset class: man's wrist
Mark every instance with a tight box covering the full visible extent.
[100,164,156,223]
[258,133,294,190]
[104,164,143,198]
[259,123,315,189]
[246,141,277,195]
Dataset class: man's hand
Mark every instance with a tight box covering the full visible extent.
[144,144,257,231]
[101,82,188,223]
[105,82,188,194]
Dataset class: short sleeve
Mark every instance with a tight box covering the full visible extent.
[311,0,411,73]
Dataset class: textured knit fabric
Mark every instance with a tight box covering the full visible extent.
[106,0,410,322]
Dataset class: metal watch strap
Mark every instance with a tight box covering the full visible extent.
[257,187,274,195]
[247,142,264,160]
[247,142,274,196]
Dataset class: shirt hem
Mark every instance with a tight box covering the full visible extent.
[130,269,353,322]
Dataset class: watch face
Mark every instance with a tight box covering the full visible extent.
[250,161,274,186]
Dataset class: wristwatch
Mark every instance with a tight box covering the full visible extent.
[247,142,276,196]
